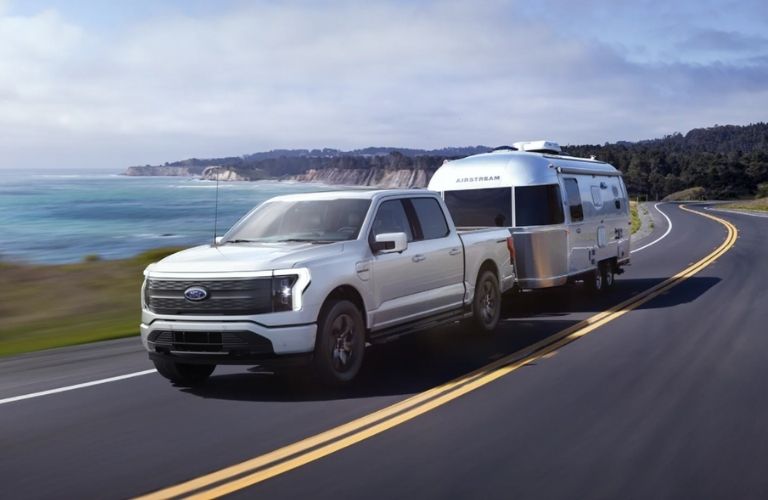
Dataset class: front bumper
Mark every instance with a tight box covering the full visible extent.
[140,319,317,365]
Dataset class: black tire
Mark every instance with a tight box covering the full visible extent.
[603,261,616,289]
[587,265,604,292]
[313,300,366,386]
[472,270,501,333]
[153,359,215,387]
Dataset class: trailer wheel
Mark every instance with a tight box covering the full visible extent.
[587,266,604,293]
[472,270,501,333]
[603,262,615,289]
[152,359,215,387]
[313,300,365,386]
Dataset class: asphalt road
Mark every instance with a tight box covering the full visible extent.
[2,203,766,499]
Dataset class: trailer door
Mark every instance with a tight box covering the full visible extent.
[563,178,592,273]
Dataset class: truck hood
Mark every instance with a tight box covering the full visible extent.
[147,242,345,274]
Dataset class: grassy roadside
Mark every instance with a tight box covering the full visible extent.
[719,197,768,212]
[0,248,182,357]
[630,201,641,234]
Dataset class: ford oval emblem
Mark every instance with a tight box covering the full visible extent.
[184,286,208,301]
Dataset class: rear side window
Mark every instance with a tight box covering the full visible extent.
[444,188,511,227]
[409,198,450,240]
[563,178,584,222]
[371,200,414,241]
[515,184,564,226]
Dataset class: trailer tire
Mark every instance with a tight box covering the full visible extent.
[313,300,365,386]
[603,262,615,289]
[472,270,501,333]
[587,266,604,293]
[152,359,215,387]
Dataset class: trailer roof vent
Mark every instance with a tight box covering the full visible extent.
[491,145,518,152]
[512,140,562,154]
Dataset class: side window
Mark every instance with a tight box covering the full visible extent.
[409,198,450,240]
[515,184,564,226]
[444,188,511,228]
[563,178,584,222]
[371,200,414,241]
[591,186,603,209]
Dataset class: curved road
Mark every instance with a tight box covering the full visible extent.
[1,203,766,499]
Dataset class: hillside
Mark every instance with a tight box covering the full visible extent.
[563,123,768,199]
[123,123,768,198]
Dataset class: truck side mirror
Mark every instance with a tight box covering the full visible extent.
[371,232,408,254]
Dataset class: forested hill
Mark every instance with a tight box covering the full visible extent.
[563,123,768,199]
[124,123,768,199]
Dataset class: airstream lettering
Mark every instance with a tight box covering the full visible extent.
[428,141,631,292]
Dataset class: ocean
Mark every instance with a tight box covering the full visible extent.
[0,169,333,264]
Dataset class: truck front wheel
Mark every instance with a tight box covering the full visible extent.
[313,300,365,385]
[472,270,501,333]
[152,359,215,387]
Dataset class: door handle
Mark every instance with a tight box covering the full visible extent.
[412,254,426,263]
[448,247,461,256]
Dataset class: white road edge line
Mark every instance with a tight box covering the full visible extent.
[0,369,157,406]
[631,202,673,254]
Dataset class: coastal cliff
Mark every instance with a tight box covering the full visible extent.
[121,148,491,187]
[200,166,269,181]
[290,167,433,187]
[124,165,207,176]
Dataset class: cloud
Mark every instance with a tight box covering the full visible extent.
[0,1,767,169]
[678,29,768,53]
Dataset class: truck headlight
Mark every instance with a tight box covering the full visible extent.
[272,275,298,312]
[141,279,148,309]
[272,268,311,312]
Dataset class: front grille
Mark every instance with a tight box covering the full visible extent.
[148,330,273,354]
[146,278,272,315]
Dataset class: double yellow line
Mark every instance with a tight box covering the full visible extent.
[138,204,737,500]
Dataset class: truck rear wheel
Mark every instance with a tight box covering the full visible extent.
[152,359,215,387]
[313,300,365,386]
[472,270,501,333]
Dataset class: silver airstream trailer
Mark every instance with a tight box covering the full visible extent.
[427,140,631,291]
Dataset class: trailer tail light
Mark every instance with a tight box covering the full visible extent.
[506,236,516,263]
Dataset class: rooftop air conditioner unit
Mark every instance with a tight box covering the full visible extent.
[512,140,562,154]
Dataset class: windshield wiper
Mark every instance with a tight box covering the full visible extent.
[225,239,260,244]
[277,238,336,244]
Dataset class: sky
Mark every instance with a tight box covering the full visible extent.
[0,0,767,170]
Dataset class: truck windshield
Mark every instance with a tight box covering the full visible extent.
[224,199,371,243]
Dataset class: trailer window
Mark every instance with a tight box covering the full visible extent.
[444,188,511,227]
[515,184,564,226]
[563,178,584,222]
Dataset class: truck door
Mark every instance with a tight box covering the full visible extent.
[368,197,463,330]
[406,197,464,311]
[563,178,592,273]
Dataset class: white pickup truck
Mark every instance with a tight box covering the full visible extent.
[141,189,515,385]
